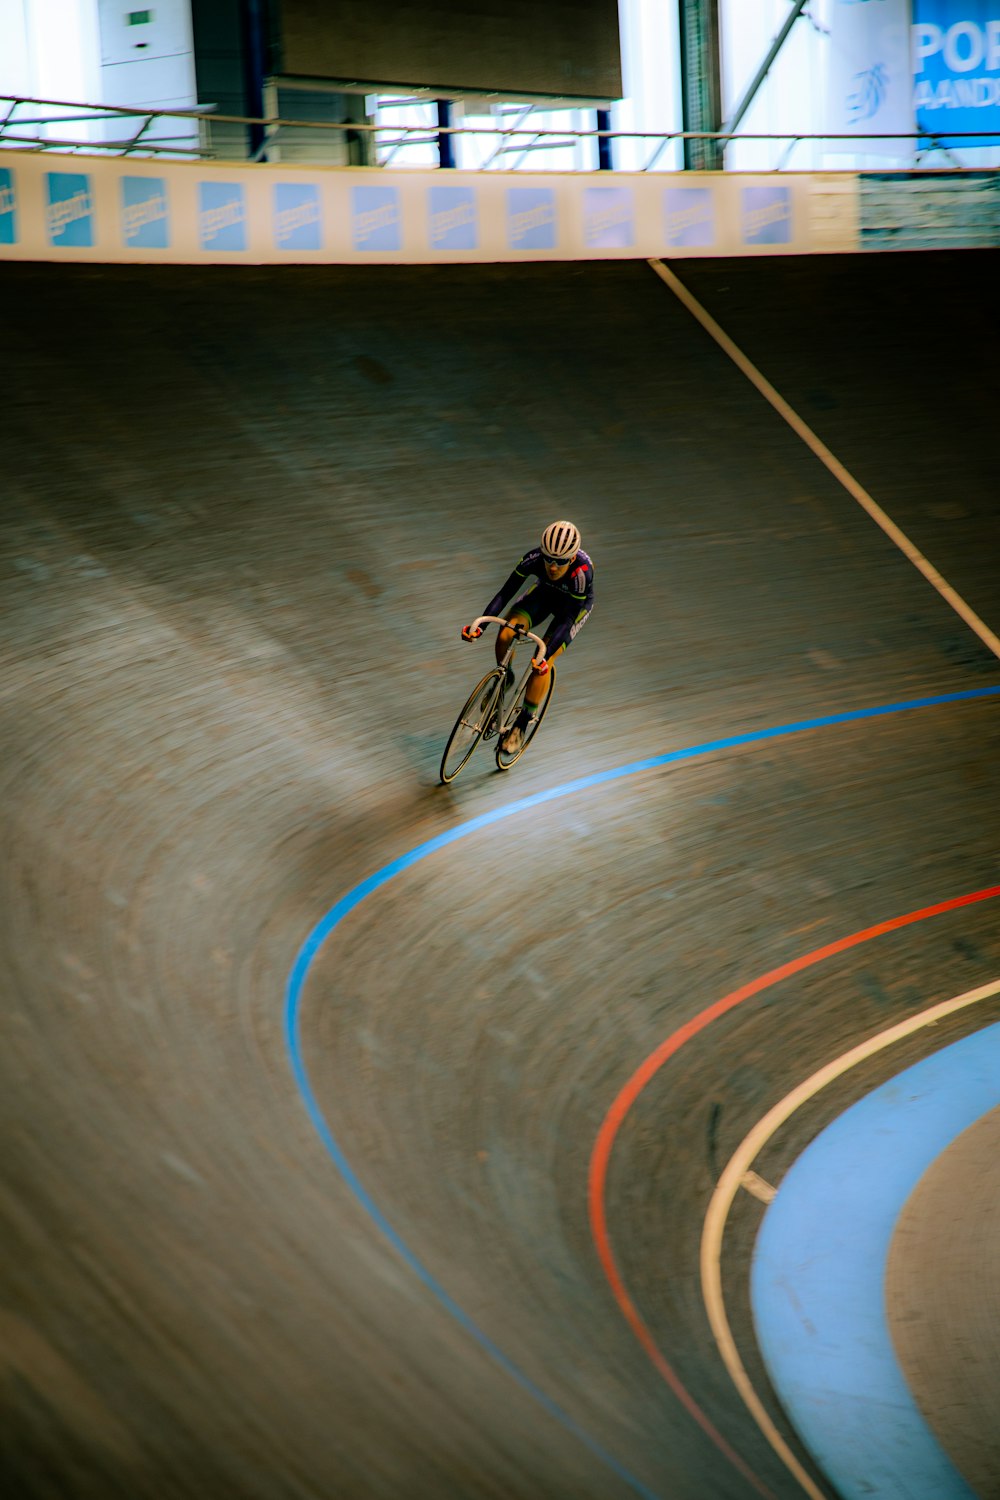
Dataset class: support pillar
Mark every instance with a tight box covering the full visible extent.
[596,108,613,170]
[678,0,723,171]
[239,0,267,160]
[436,100,455,169]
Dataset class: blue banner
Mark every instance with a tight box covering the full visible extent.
[121,177,169,249]
[352,186,401,251]
[274,184,322,251]
[428,185,477,251]
[46,172,94,248]
[0,168,16,244]
[198,183,246,251]
[582,187,634,249]
[664,187,715,248]
[914,1,1000,147]
[741,185,792,246]
[506,188,556,251]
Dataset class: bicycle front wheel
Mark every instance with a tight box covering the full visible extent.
[440,669,504,784]
[495,665,555,771]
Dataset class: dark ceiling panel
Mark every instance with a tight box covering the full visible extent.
[276,0,622,101]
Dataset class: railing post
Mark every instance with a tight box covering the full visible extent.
[596,108,613,170]
[436,100,455,168]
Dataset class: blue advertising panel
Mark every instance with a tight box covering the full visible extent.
[741,185,792,246]
[582,187,634,248]
[664,186,715,248]
[914,1,1000,147]
[121,176,169,249]
[352,186,401,251]
[507,187,556,250]
[0,168,16,244]
[273,183,322,251]
[428,185,477,251]
[198,182,247,252]
[46,172,94,248]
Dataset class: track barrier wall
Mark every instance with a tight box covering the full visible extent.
[1,150,996,263]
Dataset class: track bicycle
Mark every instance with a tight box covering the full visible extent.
[439,615,557,784]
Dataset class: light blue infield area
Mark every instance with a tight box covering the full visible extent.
[752,1022,1000,1500]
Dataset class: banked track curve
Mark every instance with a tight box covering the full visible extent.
[287,684,1000,1500]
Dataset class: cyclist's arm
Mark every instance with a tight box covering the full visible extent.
[481,556,531,621]
[545,566,594,657]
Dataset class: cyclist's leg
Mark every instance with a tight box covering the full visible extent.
[525,637,565,708]
[496,606,533,669]
[502,636,560,754]
[523,601,590,713]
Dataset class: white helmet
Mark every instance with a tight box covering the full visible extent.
[541,520,581,563]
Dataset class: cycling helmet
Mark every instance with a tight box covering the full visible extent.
[540,520,581,563]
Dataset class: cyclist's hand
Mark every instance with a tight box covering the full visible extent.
[462,623,483,642]
[530,655,550,675]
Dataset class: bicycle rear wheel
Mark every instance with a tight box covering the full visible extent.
[495,665,555,771]
[440,669,504,784]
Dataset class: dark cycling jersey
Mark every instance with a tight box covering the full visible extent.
[482,547,594,657]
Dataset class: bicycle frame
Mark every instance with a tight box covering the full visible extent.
[470,614,549,738]
[439,616,552,784]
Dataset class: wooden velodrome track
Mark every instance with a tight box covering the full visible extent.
[2,252,999,1499]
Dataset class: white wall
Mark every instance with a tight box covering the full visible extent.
[721,0,833,170]
[1,0,102,145]
[615,0,683,171]
[0,0,31,96]
[0,0,195,150]
[97,0,196,110]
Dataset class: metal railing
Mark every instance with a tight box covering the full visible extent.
[2,95,998,170]
[0,95,214,156]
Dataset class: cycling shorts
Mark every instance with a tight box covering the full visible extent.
[508,586,590,656]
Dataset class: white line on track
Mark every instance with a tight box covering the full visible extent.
[740,1170,776,1205]
[700,976,1000,1500]
[647,258,1000,664]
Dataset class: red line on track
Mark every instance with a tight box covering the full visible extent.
[588,884,1000,1495]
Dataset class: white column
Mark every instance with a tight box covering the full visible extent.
[0,0,32,97]
[32,0,101,98]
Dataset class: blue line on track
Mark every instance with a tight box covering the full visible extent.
[752,1024,1000,1500]
[284,683,999,1499]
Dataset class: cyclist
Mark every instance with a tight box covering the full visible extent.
[462,520,594,755]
